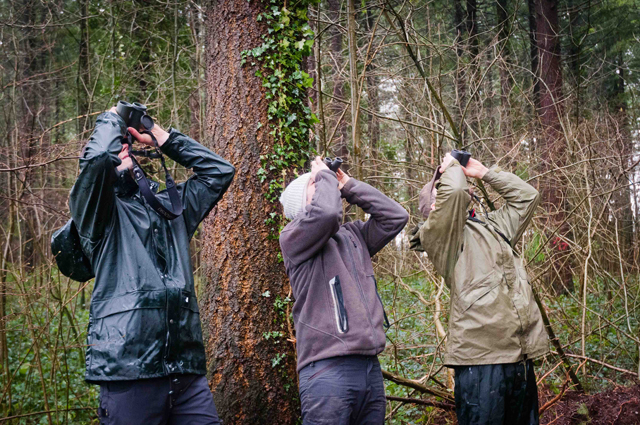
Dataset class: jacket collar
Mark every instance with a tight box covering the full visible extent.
[115,169,160,197]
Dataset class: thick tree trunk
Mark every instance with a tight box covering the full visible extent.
[535,0,573,293]
[201,1,299,423]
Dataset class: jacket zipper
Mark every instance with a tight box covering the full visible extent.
[329,276,348,333]
[148,212,171,371]
[344,233,376,334]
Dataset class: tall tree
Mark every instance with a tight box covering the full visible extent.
[496,0,513,108]
[327,0,349,166]
[201,1,299,423]
[534,0,573,293]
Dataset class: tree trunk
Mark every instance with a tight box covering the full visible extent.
[347,0,361,182]
[611,53,634,263]
[453,0,467,138]
[466,0,478,59]
[496,0,513,109]
[78,0,90,308]
[201,1,299,423]
[365,7,380,175]
[527,0,540,110]
[327,0,349,167]
[535,0,573,293]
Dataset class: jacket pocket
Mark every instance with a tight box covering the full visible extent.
[170,289,204,369]
[372,277,390,329]
[458,271,501,312]
[329,276,349,334]
[92,289,167,319]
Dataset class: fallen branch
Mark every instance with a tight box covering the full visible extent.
[551,351,638,376]
[382,369,454,402]
[538,375,570,415]
[0,407,94,423]
[386,395,455,411]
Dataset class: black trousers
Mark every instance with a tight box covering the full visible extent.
[299,355,386,425]
[97,374,221,425]
[454,360,540,425]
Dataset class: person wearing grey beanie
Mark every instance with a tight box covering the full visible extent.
[279,172,312,220]
[279,156,409,425]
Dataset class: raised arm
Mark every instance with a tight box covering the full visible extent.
[159,130,235,239]
[483,166,540,244]
[279,170,342,266]
[341,179,409,256]
[69,112,126,244]
[418,159,471,279]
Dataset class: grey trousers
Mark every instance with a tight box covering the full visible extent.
[299,355,386,425]
[97,374,221,425]
[454,360,540,425]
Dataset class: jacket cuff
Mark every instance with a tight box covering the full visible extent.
[103,111,127,134]
[316,169,338,183]
[339,177,357,198]
[159,128,191,161]
[481,165,503,184]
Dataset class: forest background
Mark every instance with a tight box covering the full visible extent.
[1,0,639,423]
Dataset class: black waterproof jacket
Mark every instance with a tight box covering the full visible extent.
[70,112,235,382]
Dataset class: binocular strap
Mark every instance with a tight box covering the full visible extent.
[128,131,183,220]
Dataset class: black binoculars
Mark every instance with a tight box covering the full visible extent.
[116,101,155,132]
[323,157,343,172]
[451,149,471,167]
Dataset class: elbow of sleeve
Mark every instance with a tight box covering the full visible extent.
[224,164,236,185]
[320,209,342,233]
[396,208,410,231]
[448,186,472,205]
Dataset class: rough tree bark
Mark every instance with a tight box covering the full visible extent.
[535,0,574,293]
[201,1,299,423]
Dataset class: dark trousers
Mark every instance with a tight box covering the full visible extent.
[97,374,221,425]
[454,360,540,425]
[299,355,386,425]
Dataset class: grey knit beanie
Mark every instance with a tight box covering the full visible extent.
[280,173,312,220]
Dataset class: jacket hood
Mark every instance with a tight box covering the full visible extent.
[418,166,442,219]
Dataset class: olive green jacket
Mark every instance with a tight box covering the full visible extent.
[411,160,549,366]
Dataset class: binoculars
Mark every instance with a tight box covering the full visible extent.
[451,149,471,167]
[116,101,155,132]
[323,157,343,173]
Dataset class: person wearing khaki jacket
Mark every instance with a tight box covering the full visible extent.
[409,153,549,425]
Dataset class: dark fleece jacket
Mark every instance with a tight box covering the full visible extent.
[279,170,409,371]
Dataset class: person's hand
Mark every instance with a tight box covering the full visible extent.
[128,125,170,147]
[116,144,133,173]
[310,156,329,180]
[336,168,350,190]
[461,157,489,179]
[108,106,117,114]
[440,153,454,172]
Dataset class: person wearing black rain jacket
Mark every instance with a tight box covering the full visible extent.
[69,108,235,425]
